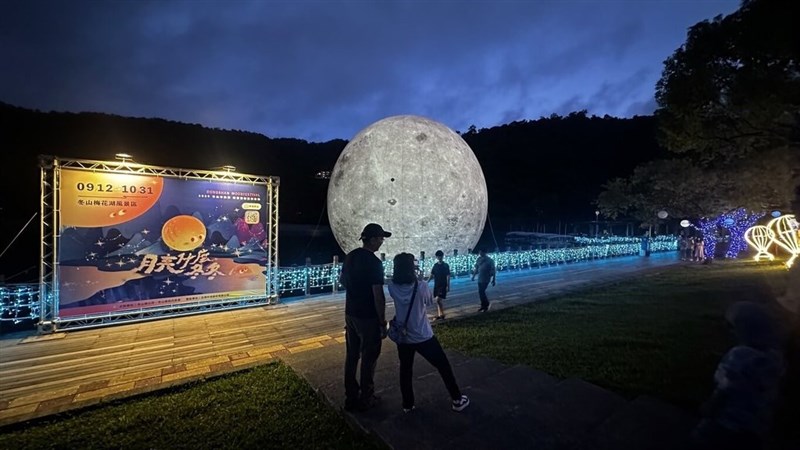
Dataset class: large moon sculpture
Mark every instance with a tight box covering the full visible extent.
[327,115,488,259]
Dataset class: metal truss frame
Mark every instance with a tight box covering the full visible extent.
[53,295,269,331]
[38,156,280,332]
[267,179,280,302]
[39,156,58,332]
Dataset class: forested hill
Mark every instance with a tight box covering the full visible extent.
[0,101,346,225]
[463,111,666,228]
[0,102,665,276]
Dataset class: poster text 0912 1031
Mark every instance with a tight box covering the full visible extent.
[57,169,268,318]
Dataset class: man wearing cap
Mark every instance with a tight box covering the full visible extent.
[341,223,391,411]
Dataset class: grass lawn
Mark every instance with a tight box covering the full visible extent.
[436,259,795,409]
[0,362,382,450]
[437,259,799,448]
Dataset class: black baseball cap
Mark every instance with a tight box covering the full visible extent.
[360,223,392,240]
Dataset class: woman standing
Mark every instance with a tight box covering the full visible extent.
[695,237,706,262]
[388,252,470,413]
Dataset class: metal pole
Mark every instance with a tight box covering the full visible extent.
[304,257,311,296]
[0,212,37,260]
[332,255,339,295]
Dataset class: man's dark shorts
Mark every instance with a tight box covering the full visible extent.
[433,284,447,299]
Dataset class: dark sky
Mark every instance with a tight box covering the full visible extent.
[1,0,739,142]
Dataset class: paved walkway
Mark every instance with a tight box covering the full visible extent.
[0,252,686,448]
[285,339,696,450]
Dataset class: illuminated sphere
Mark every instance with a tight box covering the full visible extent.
[327,115,488,258]
[161,215,207,252]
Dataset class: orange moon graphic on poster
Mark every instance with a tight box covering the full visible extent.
[60,169,164,227]
[161,215,207,252]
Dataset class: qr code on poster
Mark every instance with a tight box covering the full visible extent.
[244,210,260,224]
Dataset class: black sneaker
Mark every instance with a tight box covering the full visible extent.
[403,405,415,413]
[452,395,470,412]
[477,307,486,313]
[344,399,359,412]
[358,394,381,411]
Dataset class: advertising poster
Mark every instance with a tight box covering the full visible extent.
[57,168,268,318]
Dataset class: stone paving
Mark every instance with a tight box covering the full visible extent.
[284,341,697,450]
[0,252,684,448]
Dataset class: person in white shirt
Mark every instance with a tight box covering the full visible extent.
[388,252,470,413]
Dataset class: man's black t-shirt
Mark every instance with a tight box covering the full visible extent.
[430,261,450,288]
[342,247,384,319]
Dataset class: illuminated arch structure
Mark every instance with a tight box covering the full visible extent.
[744,225,775,261]
[697,209,764,260]
[767,214,800,268]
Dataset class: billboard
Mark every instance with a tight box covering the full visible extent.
[57,168,269,318]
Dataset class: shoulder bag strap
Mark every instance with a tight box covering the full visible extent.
[402,281,418,326]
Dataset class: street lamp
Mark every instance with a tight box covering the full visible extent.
[595,210,600,237]
[656,210,668,235]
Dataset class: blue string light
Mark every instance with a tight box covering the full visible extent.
[697,209,764,260]
[0,285,41,325]
[1,236,678,325]
[721,209,763,258]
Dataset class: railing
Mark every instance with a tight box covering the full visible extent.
[277,235,677,296]
[1,236,677,329]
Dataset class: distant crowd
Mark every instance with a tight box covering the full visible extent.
[680,235,706,262]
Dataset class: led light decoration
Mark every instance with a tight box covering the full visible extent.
[574,236,651,245]
[271,235,678,295]
[0,285,40,324]
[744,225,775,261]
[327,115,488,260]
[2,236,680,325]
[697,209,764,260]
[697,217,717,260]
[721,209,764,258]
[767,214,800,268]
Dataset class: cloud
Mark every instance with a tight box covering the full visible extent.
[625,97,658,117]
[0,0,741,141]
[586,68,656,115]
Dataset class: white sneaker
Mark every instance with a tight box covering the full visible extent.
[451,395,470,412]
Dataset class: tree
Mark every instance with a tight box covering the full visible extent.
[656,0,798,156]
[599,0,800,227]
[597,159,720,224]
